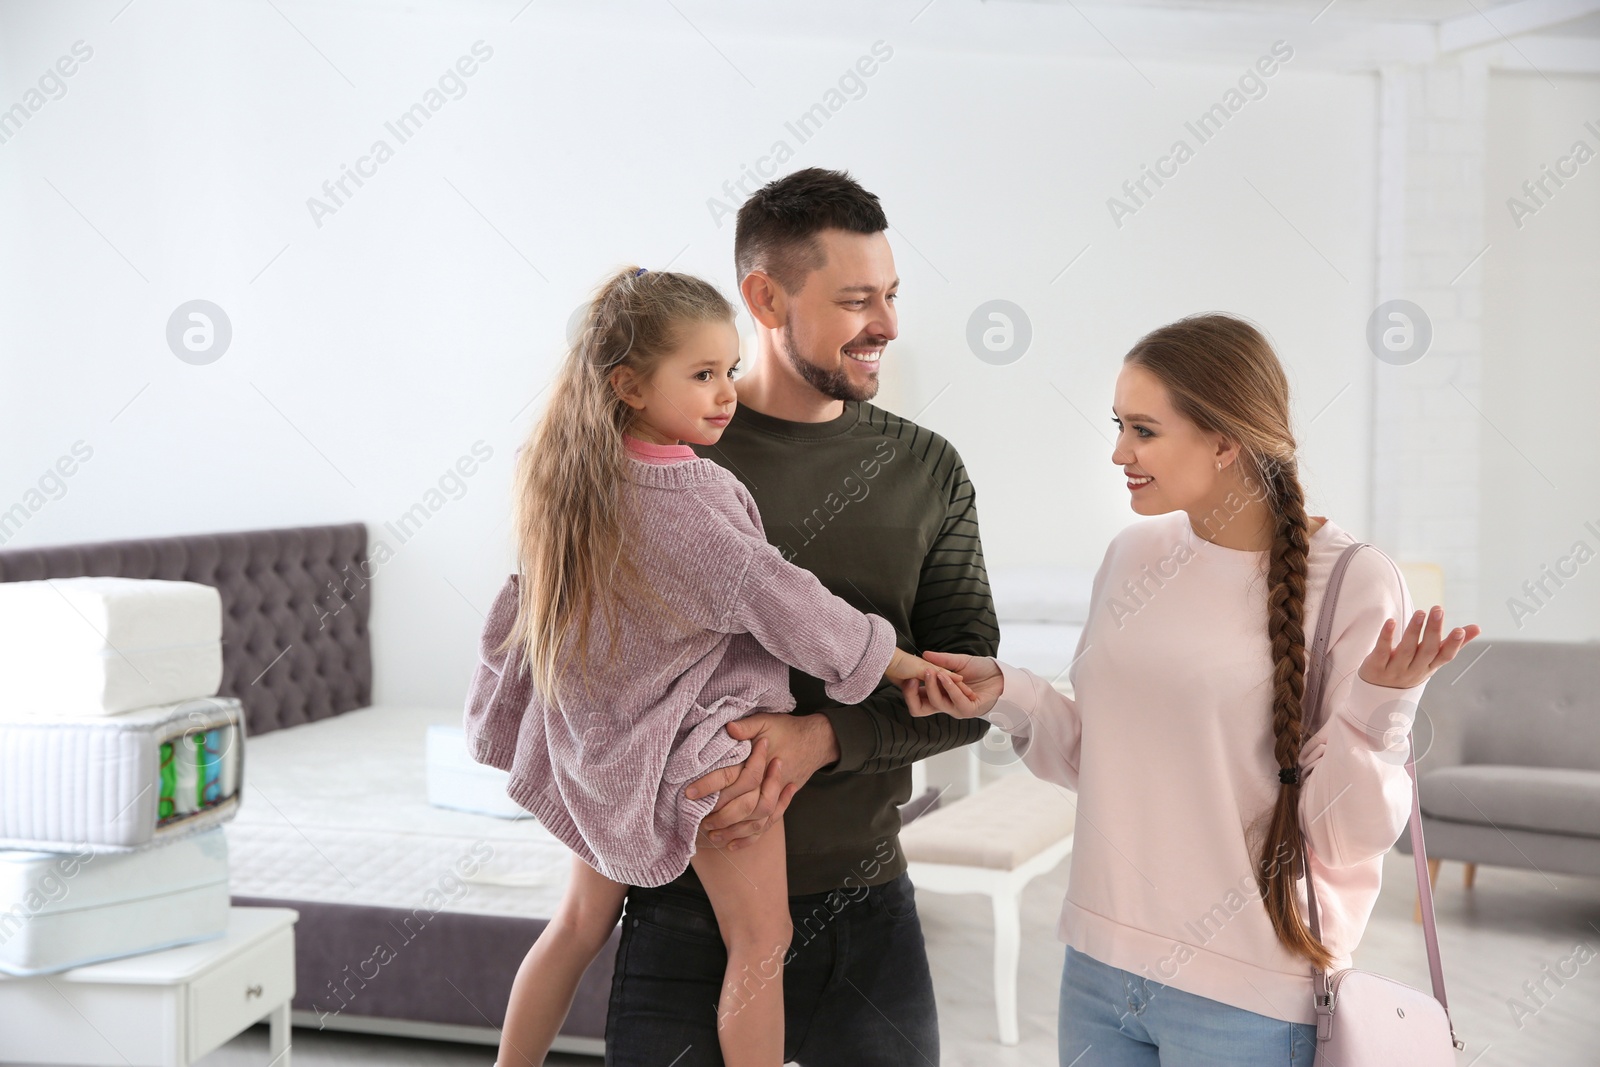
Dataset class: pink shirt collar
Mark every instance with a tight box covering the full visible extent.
[624,434,698,464]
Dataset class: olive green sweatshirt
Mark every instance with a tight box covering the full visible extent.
[678,399,1000,896]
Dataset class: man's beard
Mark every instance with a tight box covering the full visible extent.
[781,330,880,404]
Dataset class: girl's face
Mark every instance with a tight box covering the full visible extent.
[614,318,741,446]
[1110,362,1237,517]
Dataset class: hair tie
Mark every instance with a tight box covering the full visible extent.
[633,267,648,277]
[1279,766,1301,786]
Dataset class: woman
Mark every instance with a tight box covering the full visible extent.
[907,314,1480,1065]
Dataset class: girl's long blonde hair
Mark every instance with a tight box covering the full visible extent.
[1124,313,1334,971]
[499,266,735,703]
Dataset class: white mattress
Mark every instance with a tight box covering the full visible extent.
[0,577,222,718]
[426,724,525,819]
[0,697,243,852]
[225,706,575,919]
[0,827,230,976]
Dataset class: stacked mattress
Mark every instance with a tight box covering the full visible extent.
[0,828,231,976]
[0,577,242,976]
[0,695,244,852]
[0,575,224,717]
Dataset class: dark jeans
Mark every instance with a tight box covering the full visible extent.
[604,871,940,1066]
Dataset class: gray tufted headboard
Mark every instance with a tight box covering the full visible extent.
[0,523,373,737]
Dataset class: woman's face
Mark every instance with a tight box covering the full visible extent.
[1110,362,1233,517]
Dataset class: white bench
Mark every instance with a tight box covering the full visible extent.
[903,768,1075,1046]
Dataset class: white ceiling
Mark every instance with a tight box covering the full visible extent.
[1546,10,1600,35]
[1098,0,1501,18]
[1081,0,1600,35]
[685,0,1600,72]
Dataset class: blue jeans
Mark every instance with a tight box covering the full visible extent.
[604,872,939,1065]
[1058,946,1318,1066]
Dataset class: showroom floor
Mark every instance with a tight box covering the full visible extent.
[200,847,1600,1066]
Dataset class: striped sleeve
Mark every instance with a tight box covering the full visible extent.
[819,424,1000,775]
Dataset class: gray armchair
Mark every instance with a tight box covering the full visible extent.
[1399,639,1600,912]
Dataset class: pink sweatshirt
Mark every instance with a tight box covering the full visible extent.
[986,511,1423,1025]
[463,435,898,886]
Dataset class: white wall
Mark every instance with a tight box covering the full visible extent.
[1480,71,1600,641]
[5,1,1575,710]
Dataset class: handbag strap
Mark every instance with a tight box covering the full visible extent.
[1298,542,1451,1017]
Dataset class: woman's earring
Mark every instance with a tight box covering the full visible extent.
[1216,461,1222,471]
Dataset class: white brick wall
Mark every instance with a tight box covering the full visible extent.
[1370,59,1489,621]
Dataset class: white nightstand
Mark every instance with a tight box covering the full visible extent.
[0,906,297,1066]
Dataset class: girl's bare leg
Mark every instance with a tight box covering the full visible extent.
[496,855,626,1067]
[689,817,792,1067]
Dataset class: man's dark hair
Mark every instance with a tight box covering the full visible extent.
[734,168,888,295]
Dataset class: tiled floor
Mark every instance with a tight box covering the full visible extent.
[201,849,1599,1066]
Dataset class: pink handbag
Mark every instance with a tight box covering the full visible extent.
[1300,543,1464,1065]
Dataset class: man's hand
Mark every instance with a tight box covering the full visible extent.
[683,713,840,852]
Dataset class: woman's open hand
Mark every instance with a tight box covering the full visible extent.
[901,650,1003,719]
[1358,605,1481,689]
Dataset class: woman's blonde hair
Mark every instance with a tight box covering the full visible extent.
[499,266,735,703]
[1124,313,1333,970]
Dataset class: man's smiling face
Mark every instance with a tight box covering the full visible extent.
[776,228,899,403]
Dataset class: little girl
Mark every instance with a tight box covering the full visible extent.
[463,266,971,1067]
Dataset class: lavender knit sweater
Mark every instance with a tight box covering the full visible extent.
[463,454,898,887]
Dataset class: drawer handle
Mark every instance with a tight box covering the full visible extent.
[246,984,263,1000]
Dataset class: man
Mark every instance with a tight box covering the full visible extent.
[603,168,999,1066]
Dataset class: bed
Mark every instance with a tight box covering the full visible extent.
[0,523,613,1054]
